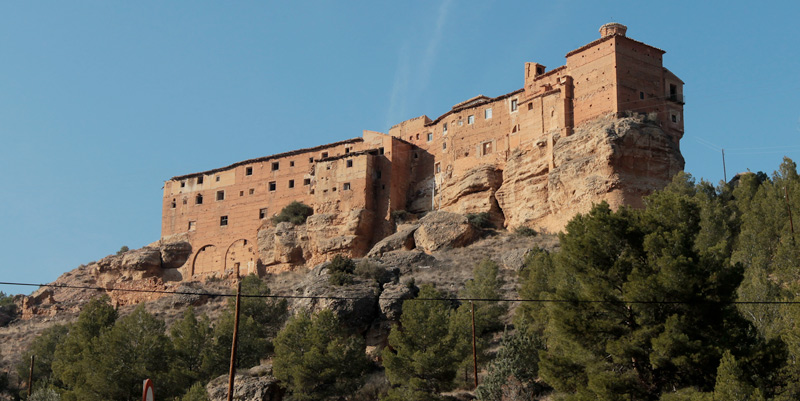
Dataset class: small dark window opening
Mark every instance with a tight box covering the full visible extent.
[245,167,253,176]
[216,176,220,182]
[376,170,382,179]
[536,66,545,74]
[511,99,518,111]
[216,190,225,201]
[259,208,268,219]
[272,162,279,171]
[414,152,418,159]
[671,114,677,123]
[196,194,203,204]
[345,148,350,154]
[343,182,351,191]
[180,181,185,188]
[670,84,677,96]
[239,191,244,196]
[290,161,295,167]
[220,216,228,226]
[322,152,328,158]
[443,141,447,150]
[171,199,176,208]
[346,160,353,168]
[332,186,337,192]
[197,176,203,184]
[289,180,295,188]
[249,188,254,195]
[269,181,276,191]
[527,103,533,111]
[188,221,196,231]
[379,147,385,155]
[182,198,187,205]
[639,91,645,100]
[309,157,314,163]
[381,184,385,190]
[304,178,311,185]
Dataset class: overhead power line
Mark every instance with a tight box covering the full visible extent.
[2,281,800,306]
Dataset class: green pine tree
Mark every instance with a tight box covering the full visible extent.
[273,309,370,400]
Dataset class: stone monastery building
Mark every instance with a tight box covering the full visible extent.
[161,23,685,278]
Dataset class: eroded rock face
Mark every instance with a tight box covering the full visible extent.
[291,264,379,331]
[413,211,480,253]
[379,281,419,320]
[494,114,684,232]
[258,208,375,273]
[438,164,505,225]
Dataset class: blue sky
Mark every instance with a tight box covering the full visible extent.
[1,1,799,295]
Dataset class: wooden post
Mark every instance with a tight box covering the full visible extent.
[227,281,242,401]
[722,149,727,182]
[471,302,478,389]
[27,355,34,397]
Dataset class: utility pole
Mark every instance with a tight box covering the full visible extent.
[722,148,727,182]
[471,302,478,389]
[227,281,242,401]
[786,186,795,245]
[27,355,34,397]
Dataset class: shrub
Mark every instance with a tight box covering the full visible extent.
[390,209,409,222]
[116,246,129,255]
[467,212,495,229]
[272,201,313,225]
[514,226,537,237]
[354,261,391,285]
[327,255,356,286]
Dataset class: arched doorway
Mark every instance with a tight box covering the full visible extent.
[225,239,256,277]
[191,244,220,276]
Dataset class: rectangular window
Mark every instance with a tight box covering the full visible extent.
[269,181,276,191]
[458,119,463,126]
[216,176,220,182]
[220,216,228,226]
[245,166,253,176]
[427,133,433,141]
[346,159,353,168]
[288,179,295,188]
[378,147,384,155]
[180,181,185,188]
[343,182,351,191]
[188,221,196,231]
[195,194,203,204]
[345,147,350,154]
[482,141,493,155]
[249,188,254,195]
[309,157,314,163]
[527,103,533,111]
[376,170,382,179]
[304,178,311,185]
[468,115,474,124]
[485,108,492,119]
[216,190,225,201]
[171,199,176,208]
[259,208,268,219]
[416,133,420,140]
[443,123,448,133]
[511,99,518,111]
[239,191,244,197]
[322,152,328,158]
[639,91,645,100]
[272,162,279,171]
[197,176,204,184]
[435,162,441,173]
[290,161,295,167]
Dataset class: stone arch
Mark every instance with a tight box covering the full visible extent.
[224,239,256,278]
[191,244,220,276]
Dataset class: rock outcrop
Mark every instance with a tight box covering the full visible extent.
[258,209,374,273]
[413,211,480,253]
[492,114,683,232]
[438,164,505,225]
[206,367,284,401]
[366,223,419,257]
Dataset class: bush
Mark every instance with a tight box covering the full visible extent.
[116,246,129,255]
[272,201,313,225]
[467,212,495,229]
[327,255,356,286]
[514,226,537,237]
[354,261,391,285]
[390,209,409,222]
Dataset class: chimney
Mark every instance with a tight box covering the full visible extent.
[599,22,627,38]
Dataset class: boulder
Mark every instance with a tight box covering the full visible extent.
[121,247,162,272]
[439,164,503,216]
[379,281,419,320]
[292,268,379,330]
[206,371,284,401]
[160,241,192,269]
[413,211,480,253]
[500,248,530,271]
[367,224,419,257]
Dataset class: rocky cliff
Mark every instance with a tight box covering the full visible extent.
[438,113,684,233]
